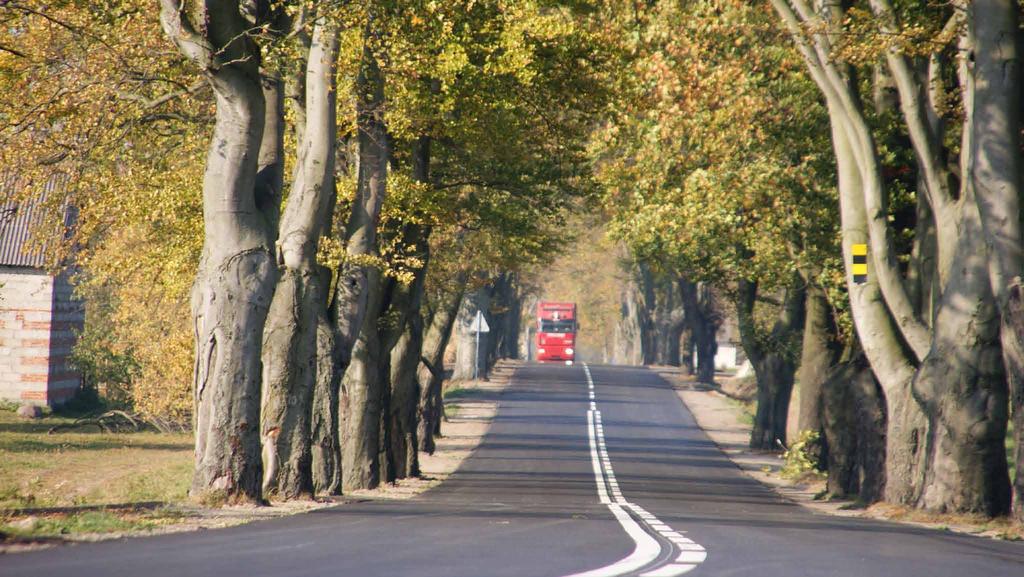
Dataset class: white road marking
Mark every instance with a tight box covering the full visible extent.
[639,563,698,577]
[561,364,707,577]
[675,551,707,564]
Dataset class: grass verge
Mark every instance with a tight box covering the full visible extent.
[0,408,192,512]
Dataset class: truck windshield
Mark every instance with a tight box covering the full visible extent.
[540,319,575,333]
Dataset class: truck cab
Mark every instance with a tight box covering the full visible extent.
[536,301,577,365]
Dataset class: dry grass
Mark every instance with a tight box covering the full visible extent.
[0,410,193,510]
[866,502,1024,541]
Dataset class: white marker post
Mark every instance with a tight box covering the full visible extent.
[470,310,490,380]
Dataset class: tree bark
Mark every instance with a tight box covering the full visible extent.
[968,0,1024,521]
[338,21,389,493]
[388,246,428,478]
[773,0,1013,515]
[417,282,466,453]
[260,16,339,500]
[796,281,841,463]
[681,280,719,383]
[822,350,887,502]
[638,266,686,366]
[738,278,805,451]
[386,136,434,476]
[340,268,387,492]
[161,0,278,504]
[333,20,387,377]
[311,282,341,495]
[614,264,648,366]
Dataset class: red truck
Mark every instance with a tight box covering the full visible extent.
[536,301,577,365]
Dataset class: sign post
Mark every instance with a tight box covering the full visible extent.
[470,310,490,380]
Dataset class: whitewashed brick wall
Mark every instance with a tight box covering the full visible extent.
[0,267,83,406]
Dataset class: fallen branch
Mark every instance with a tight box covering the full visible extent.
[47,410,146,434]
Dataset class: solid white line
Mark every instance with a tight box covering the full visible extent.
[639,563,698,577]
[587,410,611,506]
[562,363,706,577]
[675,551,707,564]
[563,411,661,577]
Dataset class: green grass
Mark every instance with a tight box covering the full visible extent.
[725,397,756,427]
[0,410,192,510]
[442,387,472,400]
[0,508,187,539]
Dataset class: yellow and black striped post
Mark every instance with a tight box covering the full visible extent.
[852,244,868,284]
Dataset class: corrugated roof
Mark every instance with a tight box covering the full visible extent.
[0,176,69,268]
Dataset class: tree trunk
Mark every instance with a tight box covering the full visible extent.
[638,267,686,366]
[387,136,433,477]
[912,202,1010,515]
[337,25,388,492]
[332,22,387,380]
[453,283,490,381]
[340,269,386,492]
[260,17,339,500]
[969,0,1024,521]
[796,282,840,463]
[738,278,805,451]
[822,350,887,502]
[160,1,278,504]
[679,330,695,376]
[417,284,465,453]
[681,280,719,383]
[311,284,341,495]
[773,0,1013,515]
[614,265,647,366]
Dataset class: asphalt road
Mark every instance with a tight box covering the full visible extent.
[3,363,1024,577]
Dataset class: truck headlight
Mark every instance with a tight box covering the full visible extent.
[565,348,574,355]
[538,348,545,354]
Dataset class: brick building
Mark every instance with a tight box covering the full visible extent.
[0,181,83,406]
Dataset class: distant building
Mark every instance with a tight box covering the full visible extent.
[0,180,82,406]
[713,313,744,371]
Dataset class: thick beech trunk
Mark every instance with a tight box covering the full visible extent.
[388,137,433,477]
[333,28,387,381]
[739,279,805,451]
[638,266,686,366]
[490,273,521,360]
[773,0,1013,514]
[340,269,387,491]
[969,0,1024,521]
[260,19,339,500]
[796,282,841,463]
[387,262,428,479]
[614,268,647,365]
[913,205,1010,515]
[822,351,887,502]
[390,307,424,478]
[161,1,278,503]
[417,285,465,453]
[338,28,389,493]
[311,289,341,495]
[681,280,719,383]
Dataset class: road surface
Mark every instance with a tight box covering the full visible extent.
[3,363,1023,577]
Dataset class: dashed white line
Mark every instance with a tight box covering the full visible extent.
[562,364,707,577]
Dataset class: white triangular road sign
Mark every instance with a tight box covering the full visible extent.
[470,310,490,333]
